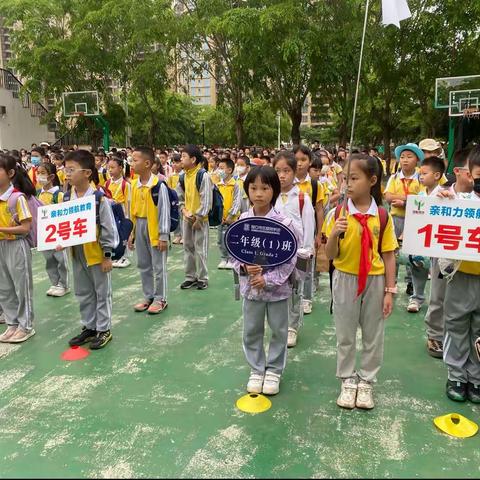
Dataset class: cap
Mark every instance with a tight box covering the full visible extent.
[419,138,442,152]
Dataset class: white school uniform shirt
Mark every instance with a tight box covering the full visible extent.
[274,185,314,256]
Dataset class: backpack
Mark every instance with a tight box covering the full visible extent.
[328,204,388,313]
[150,180,180,232]
[36,189,61,204]
[7,190,43,248]
[64,189,132,261]
[310,178,318,206]
[179,168,224,227]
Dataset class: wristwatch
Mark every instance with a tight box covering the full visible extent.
[385,286,398,294]
[104,251,112,259]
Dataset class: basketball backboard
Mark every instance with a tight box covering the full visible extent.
[435,75,480,109]
[62,91,100,117]
[449,89,480,117]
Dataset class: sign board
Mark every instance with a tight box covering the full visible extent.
[225,217,298,267]
[402,195,480,261]
[37,196,97,251]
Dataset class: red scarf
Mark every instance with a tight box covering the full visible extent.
[401,178,413,197]
[352,213,373,296]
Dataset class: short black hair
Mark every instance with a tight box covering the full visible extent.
[467,145,480,172]
[310,155,323,169]
[182,144,205,167]
[31,146,45,157]
[422,156,445,176]
[243,166,281,206]
[134,146,155,164]
[273,151,296,172]
[65,149,99,185]
[453,148,471,169]
[292,144,312,161]
[219,158,235,172]
[238,155,250,166]
[172,154,181,163]
[94,150,106,158]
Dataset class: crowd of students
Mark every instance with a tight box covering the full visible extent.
[0,138,478,410]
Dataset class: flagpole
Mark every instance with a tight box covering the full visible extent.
[342,0,370,212]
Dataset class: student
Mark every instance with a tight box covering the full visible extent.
[37,162,70,297]
[28,146,46,189]
[443,147,480,403]
[217,158,241,269]
[233,166,301,395]
[64,150,118,350]
[424,149,473,358]
[176,145,213,291]
[273,152,314,348]
[325,154,397,410]
[405,156,446,314]
[152,157,167,182]
[0,156,36,343]
[235,155,251,213]
[129,147,170,314]
[158,150,173,178]
[51,153,66,187]
[293,145,325,315]
[385,143,424,294]
[105,156,132,268]
[168,154,183,245]
[94,151,109,187]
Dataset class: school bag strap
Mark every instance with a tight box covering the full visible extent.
[7,189,24,222]
[105,178,127,197]
[298,190,305,216]
[311,178,318,205]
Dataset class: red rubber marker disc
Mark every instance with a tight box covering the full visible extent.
[61,346,90,361]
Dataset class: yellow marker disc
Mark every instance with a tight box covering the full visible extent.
[434,413,479,438]
[236,393,272,414]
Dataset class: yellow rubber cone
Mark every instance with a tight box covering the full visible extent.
[236,393,272,414]
[434,413,478,438]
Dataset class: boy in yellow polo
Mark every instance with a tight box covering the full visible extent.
[129,147,171,315]
[63,150,118,350]
[217,158,241,270]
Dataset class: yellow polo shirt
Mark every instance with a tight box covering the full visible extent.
[385,171,422,217]
[296,175,325,206]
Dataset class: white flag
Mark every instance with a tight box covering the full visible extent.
[382,0,411,28]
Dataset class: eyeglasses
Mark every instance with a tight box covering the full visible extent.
[65,168,89,174]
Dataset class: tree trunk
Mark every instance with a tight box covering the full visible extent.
[234,112,245,147]
[289,107,302,145]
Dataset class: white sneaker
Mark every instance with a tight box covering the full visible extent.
[111,259,120,268]
[116,256,131,268]
[356,380,375,409]
[337,377,358,409]
[303,300,313,315]
[247,372,264,394]
[287,328,297,348]
[217,260,227,270]
[7,328,36,344]
[50,286,71,297]
[46,286,57,296]
[407,299,420,313]
[262,371,281,395]
[0,326,17,342]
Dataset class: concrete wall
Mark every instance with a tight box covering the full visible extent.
[0,88,54,150]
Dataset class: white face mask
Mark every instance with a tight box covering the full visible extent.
[37,175,49,185]
[217,170,227,180]
[236,166,246,176]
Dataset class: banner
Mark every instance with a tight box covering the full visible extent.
[225,217,298,267]
[37,196,97,251]
[402,195,480,261]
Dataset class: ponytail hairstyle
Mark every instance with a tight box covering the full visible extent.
[64,149,99,186]
[349,154,383,206]
[40,162,61,187]
[0,154,36,197]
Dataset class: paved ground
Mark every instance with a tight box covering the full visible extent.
[1,235,479,478]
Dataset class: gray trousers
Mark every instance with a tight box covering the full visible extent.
[424,258,445,341]
[136,218,168,302]
[443,272,480,384]
[0,239,34,332]
[183,220,209,282]
[43,249,69,288]
[410,263,429,304]
[393,215,412,283]
[289,279,304,332]
[303,260,315,301]
[332,270,385,383]
[243,298,289,375]
[72,245,112,332]
[217,223,229,261]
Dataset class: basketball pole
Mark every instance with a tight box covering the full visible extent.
[342,0,370,213]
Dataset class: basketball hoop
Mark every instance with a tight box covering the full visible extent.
[73,111,85,117]
[462,107,480,120]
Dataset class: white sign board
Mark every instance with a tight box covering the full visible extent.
[402,195,480,261]
[37,196,97,251]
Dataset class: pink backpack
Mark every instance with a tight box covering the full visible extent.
[7,189,43,248]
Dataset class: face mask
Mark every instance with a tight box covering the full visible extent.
[236,166,246,176]
[37,175,49,185]
[31,156,41,167]
[474,178,480,194]
[218,170,227,180]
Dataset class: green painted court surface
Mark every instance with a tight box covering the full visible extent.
[1,237,479,478]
